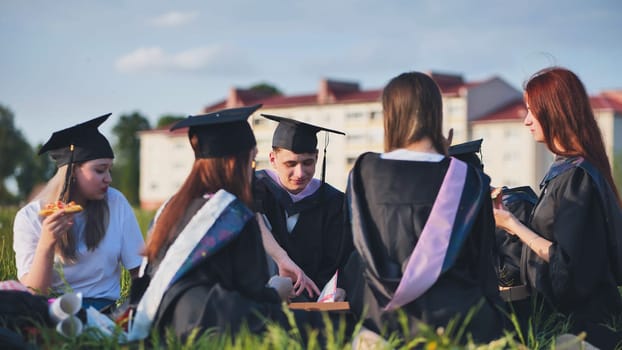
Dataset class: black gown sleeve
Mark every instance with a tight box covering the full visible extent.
[316,191,351,288]
[540,168,609,308]
[211,218,281,303]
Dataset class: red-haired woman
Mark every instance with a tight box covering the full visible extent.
[126,105,293,341]
[494,67,622,348]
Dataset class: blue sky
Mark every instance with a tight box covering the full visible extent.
[1,0,621,146]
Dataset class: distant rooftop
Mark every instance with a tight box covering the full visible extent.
[202,72,487,112]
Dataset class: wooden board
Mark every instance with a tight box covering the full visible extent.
[288,301,350,312]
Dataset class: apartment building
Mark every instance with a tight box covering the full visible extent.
[138,73,621,209]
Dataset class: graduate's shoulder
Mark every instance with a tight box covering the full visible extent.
[320,182,344,199]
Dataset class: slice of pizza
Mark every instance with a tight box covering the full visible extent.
[39,201,84,217]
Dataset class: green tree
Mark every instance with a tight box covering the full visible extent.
[0,104,32,204]
[156,114,185,129]
[112,112,150,206]
[14,143,55,200]
[249,82,282,96]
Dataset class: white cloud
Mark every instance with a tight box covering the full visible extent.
[149,11,198,27]
[115,45,253,75]
[115,47,168,73]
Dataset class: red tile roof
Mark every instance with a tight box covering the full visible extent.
[591,91,622,112]
[201,74,483,112]
[260,93,318,107]
[474,99,526,123]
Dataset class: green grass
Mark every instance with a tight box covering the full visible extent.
[0,205,617,349]
[0,206,18,281]
[3,304,593,350]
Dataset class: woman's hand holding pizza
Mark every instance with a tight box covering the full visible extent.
[40,210,75,248]
[39,201,81,247]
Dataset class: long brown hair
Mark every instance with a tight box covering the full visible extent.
[525,66,620,203]
[382,72,446,154]
[35,163,109,263]
[144,135,254,261]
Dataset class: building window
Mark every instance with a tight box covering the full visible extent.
[503,152,519,162]
[347,134,367,143]
[472,129,490,140]
[445,98,464,116]
[346,112,364,120]
[370,111,382,120]
[504,127,519,138]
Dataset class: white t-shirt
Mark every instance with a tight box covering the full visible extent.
[13,187,145,300]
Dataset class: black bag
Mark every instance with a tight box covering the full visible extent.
[0,291,52,332]
[494,186,538,288]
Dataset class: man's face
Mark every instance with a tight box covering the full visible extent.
[269,148,317,194]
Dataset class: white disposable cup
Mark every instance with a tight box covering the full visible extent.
[56,315,83,337]
[49,292,82,323]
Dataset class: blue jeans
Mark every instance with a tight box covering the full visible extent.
[82,297,115,311]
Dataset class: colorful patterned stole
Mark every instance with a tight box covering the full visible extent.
[128,190,253,340]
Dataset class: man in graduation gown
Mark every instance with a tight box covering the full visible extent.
[253,114,353,301]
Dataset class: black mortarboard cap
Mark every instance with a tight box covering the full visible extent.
[170,104,259,158]
[261,114,345,184]
[260,114,345,154]
[448,138,483,168]
[39,114,115,167]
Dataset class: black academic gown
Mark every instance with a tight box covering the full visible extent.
[147,197,284,339]
[524,156,622,347]
[253,170,353,295]
[341,153,505,343]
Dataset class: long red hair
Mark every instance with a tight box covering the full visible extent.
[525,67,620,203]
[144,136,253,261]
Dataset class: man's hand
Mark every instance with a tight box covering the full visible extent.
[443,128,454,152]
[276,254,320,298]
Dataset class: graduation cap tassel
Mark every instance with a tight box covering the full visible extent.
[320,134,329,227]
[321,133,329,186]
[59,144,75,202]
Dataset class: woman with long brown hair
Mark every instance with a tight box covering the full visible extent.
[342,71,504,343]
[13,114,144,311]
[494,67,622,348]
[127,105,293,341]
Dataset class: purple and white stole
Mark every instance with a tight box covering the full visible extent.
[384,157,467,311]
